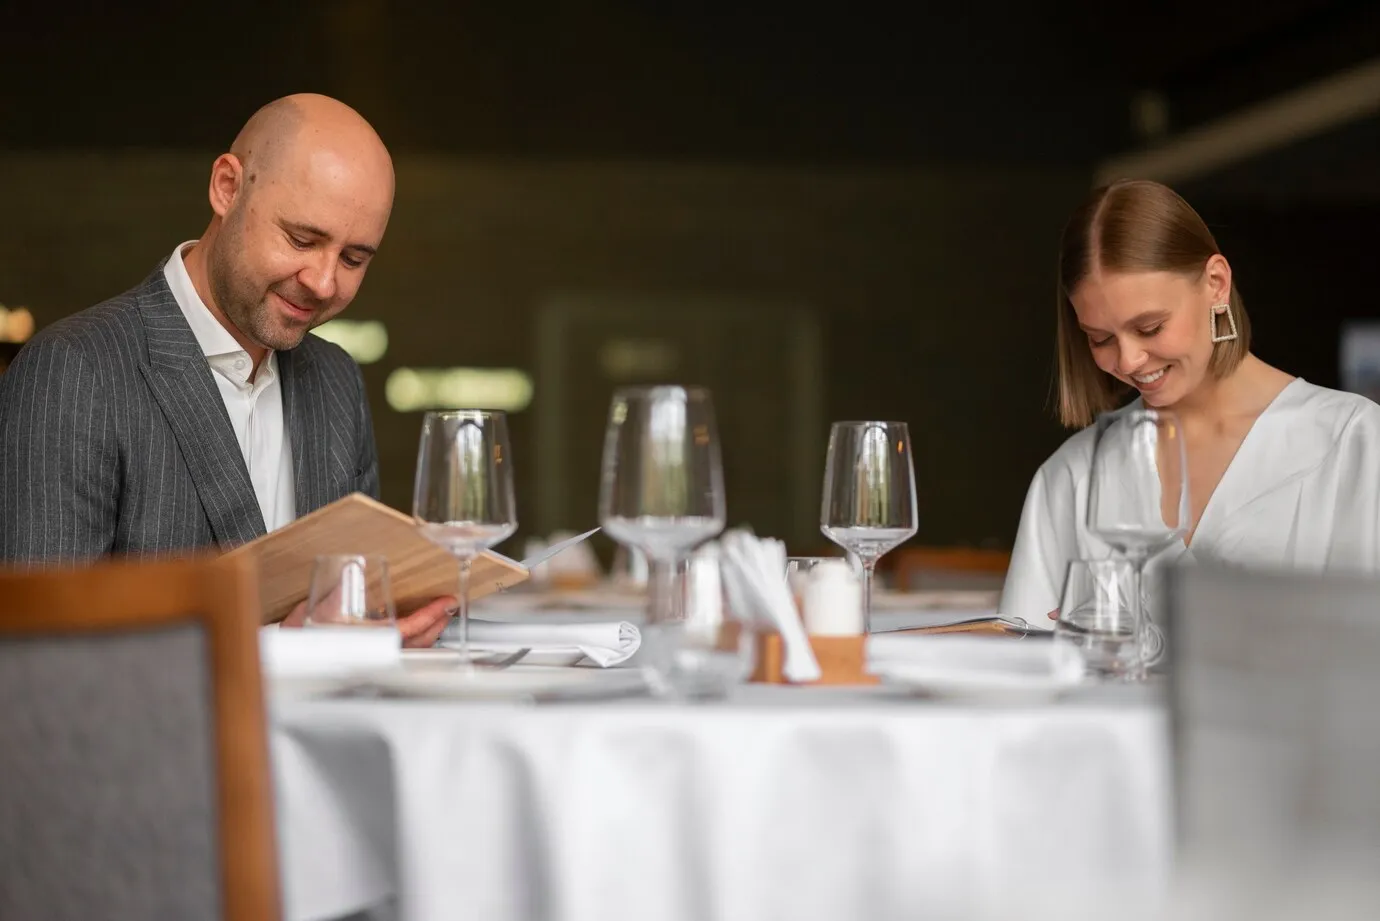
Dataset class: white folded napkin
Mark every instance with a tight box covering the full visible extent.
[440,618,641,668]
[867,634,1087,702]
[868,633,1081,682]
[259,624,401,678]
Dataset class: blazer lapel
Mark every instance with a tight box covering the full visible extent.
[136,271,267,547]
[278,346,334,517]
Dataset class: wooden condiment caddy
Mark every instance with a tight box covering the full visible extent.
[724,612,1018,687]
[750,631,877,686]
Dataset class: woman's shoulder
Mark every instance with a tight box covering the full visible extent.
[1274,379,1380,436]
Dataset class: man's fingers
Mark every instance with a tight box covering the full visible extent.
[281,599,310,628]
[398,596,456,648]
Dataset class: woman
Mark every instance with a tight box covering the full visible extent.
[1000,179,1380,625]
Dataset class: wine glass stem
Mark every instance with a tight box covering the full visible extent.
[455,555,474,659]
[648,557,685,625]
[862,560,876,634]
[1126,555,1159,676]
[1130,558,1150,678]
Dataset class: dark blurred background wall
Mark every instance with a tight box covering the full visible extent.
[3,1,1378,556]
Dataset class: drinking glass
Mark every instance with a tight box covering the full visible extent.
[1054,559,1143,680]
[304,554,397,628]
[1086,408,1188,668]
[412,410,518,664]
[820,421,918,632]
[598,386,728,694]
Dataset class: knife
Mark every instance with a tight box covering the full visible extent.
[520,527,602,571]
[873,615,1051,638]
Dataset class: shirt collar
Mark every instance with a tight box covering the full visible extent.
[163,241,276,386]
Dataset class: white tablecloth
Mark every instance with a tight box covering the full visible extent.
[270,681,1171,921]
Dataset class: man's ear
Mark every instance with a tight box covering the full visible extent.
[208,153,245,218]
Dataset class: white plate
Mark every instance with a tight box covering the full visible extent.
[411,647,585,668]
[363,663,649,702]
[870,635,1086,702]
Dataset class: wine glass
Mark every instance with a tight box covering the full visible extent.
[304,554,397,628]
[819,421,918,632]
[598,386,727,693]
[1086,408,1188,670]
[412,410,518,664]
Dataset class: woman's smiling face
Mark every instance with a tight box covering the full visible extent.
[1070,255,1230,407]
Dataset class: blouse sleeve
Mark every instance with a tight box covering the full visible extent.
[1001,458,1085,625]
[1328,401,1380,572]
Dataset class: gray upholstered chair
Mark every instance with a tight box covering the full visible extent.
[1166,561,1380,907]
[0,555,280,921]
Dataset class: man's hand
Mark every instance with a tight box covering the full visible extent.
[395,596,456,648]
[280,595,457,649]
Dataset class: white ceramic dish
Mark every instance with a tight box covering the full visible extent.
[364,663,649,701]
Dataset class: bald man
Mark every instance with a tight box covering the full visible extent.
[0,94,452,646]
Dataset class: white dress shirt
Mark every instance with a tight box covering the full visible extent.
[1000,378,1380,625]
[163,241,297,532]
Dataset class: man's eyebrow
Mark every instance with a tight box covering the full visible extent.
[283,220,377,256]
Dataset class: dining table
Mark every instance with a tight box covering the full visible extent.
[267,588,1174,921]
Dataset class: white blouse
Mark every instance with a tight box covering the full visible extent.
[1000,379,1380,625]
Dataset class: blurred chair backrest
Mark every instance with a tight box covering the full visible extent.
[0,555,280,921]
[1167,561,1380,878]
[892,546,1010,592]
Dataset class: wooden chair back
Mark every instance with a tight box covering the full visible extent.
[0,555,280,921]
[892,546,1011,592]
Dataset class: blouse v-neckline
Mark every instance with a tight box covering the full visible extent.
[1169,377,1305,551]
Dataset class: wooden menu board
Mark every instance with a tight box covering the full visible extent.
[222,493,529,624]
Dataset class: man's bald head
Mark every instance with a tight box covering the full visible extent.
[188,93,396,362]
[228,93,393,198]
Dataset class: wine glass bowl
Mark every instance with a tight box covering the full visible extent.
[1086,408,1188,673]
[412,410,518,662]
[1087,409,1189,560]
[598,386,726,566]
[819,421,918,632]
[598,385,731,696]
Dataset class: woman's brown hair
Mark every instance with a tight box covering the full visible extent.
[1055,179,1251,428]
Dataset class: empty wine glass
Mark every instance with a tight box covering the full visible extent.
[820,421,918,632]
[413,410,518,664]
[1086,408,1188,670]
[305,554,397,628]
[598,386,728,693]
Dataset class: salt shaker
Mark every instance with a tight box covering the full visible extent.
[802,560,864,636]
[684,543,725,644]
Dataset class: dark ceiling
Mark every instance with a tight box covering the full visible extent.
[2,1,1378,188]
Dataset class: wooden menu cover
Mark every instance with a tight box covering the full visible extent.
[222,493,529,624]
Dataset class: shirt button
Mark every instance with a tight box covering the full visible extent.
[235,358,247,371]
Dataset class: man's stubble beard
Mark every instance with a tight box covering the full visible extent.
[207,212,310,353]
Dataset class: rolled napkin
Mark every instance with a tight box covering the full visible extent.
[440,618,641,668]
[259,624,401,678]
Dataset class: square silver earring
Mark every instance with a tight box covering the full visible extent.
[1211,303,1238,343]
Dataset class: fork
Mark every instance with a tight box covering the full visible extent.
[472,648,531,669]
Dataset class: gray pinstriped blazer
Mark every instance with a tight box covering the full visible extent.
[0,261,380,565]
